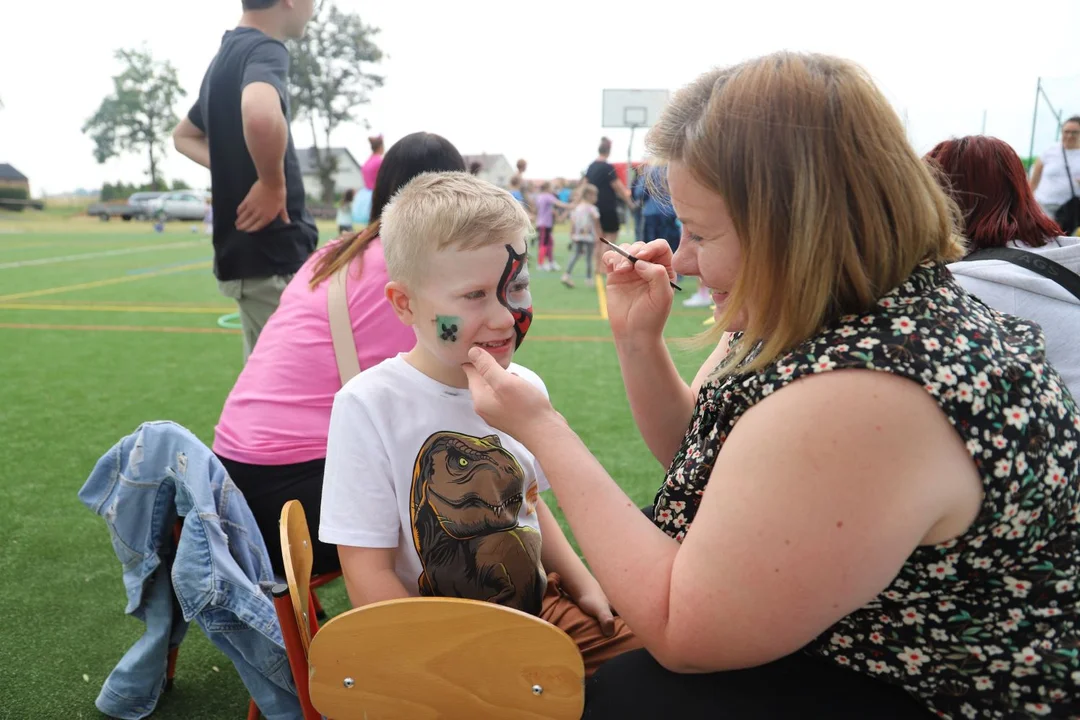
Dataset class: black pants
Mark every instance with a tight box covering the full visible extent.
[217,455,340,577]
[584,649,934,719]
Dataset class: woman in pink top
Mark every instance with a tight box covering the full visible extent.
[214,132,467,575]
[362,135,385,190]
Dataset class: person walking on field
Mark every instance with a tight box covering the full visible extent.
[173,0,319,362]
[585,137,635,273]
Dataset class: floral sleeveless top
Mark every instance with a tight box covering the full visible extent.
[653,262,1080,718]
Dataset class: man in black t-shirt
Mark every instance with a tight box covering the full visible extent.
[173,0,317,362]
[585,136,636,240]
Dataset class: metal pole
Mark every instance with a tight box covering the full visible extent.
[981,109,987,134]
[1028,77,1041,166]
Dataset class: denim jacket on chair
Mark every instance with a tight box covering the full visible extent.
[79,421,301,720]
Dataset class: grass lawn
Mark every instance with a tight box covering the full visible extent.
[0,213,713,718]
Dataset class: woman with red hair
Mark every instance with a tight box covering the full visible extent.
[927,135,1080,399]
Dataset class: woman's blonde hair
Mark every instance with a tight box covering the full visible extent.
[647,52,965,377]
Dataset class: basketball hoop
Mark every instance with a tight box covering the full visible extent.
[601,89,670,187]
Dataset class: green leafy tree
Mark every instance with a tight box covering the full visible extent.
[82,48,185,190]
[288,1,383,203]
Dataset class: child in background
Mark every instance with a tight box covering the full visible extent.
[557,179,573,205]
[320,172,640,676]
[533,181,571,271]
[561,184,602,288]
[337,189,355,235]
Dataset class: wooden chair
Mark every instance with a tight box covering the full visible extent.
[276,499,586,720]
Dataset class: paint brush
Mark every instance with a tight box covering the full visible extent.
[599,237,682,291]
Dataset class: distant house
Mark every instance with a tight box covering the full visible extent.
[462,154,514,188]
[297,147,364,200]
[0,163,29,192]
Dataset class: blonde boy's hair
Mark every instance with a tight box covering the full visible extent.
[381,172,532,287]
[647,52,964,378]
[580,183,599,202]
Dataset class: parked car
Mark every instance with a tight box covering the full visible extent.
[87,201,150,221]
[128,191,165,210]
[146,191,209,221]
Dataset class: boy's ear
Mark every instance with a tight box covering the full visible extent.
[385,281,415,326]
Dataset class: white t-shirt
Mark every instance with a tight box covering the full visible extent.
[1034,144,1080,207]
[320,354,550,615]
[571,203,600,243]
[949,237,1080,402]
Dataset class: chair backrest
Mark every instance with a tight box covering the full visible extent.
[306,596,585,720]
[279,499,315,653]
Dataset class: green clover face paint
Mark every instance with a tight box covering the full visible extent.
[436,315,461,343]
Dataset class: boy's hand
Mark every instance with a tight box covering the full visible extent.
[462,347,564,443]
[575,586,616,637]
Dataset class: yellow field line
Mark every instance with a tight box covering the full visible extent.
[595,275,608,320]
[0,303,233,314]
[0,323,238,335]
[0,242,58,251]
[0,322,618,342]
[11,299,231,307]
[0,261,212,302]
[0,302,606,321]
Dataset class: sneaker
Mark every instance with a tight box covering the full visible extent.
[550,261,561,271]
[682,293,713,308]
[561,274,575,288]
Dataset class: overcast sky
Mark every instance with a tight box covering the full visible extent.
[2,0,1078,196]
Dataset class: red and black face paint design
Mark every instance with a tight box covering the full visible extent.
[496,243,533,349]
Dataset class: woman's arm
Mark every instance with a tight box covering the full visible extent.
[612,178,635,207]
[1030,158,1044,190]
[613,334,696,468]
[516,369,981,672]
[613,329,731,469]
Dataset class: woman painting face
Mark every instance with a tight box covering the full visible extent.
[668,161,750,331]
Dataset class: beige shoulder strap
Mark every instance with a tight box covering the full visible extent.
[327,265,361,386]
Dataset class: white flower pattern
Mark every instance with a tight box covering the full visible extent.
[650,263,1080,718]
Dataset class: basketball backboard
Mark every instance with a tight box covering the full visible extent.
[602,89,670,129]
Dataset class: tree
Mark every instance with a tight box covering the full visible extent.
[288,1,384,203]
[82,48,185,190]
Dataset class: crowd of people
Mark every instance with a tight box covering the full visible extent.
[78,0,1080,717]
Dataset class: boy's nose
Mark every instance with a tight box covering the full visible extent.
[488,304,516,331]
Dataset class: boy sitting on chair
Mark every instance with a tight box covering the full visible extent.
[319,172,639,675]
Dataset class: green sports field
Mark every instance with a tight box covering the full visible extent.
[0,214,712,718]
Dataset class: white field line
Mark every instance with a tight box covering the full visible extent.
[0,241,203,270]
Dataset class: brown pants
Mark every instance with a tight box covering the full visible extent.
[539,573,642,677]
